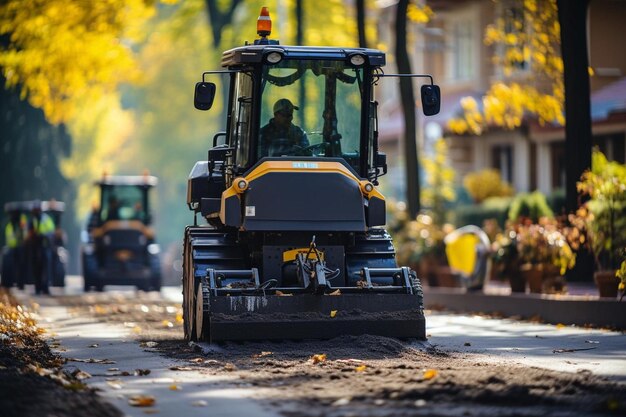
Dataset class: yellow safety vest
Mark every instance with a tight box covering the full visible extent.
[32,213,55,236]
[5,215,27,248]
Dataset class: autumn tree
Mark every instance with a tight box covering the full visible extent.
[0,0,170,266]
[448,0,592,214]
[448,0,564,136]
[394,1,433,218]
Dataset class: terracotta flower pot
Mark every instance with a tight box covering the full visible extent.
[506,265,526,293]
[594,270,619,298]
[436,266,462,288]
[521,263,543,294]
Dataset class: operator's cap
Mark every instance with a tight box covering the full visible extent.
[273,98,299,114]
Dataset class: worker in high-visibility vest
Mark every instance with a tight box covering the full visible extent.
[27,201,56,295]
[2,208,27,288]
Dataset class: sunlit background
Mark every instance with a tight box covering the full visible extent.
[2,0,626,285]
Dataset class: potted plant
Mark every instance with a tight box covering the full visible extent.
[542,217,576,294]
[577,150,626,298]
[493,217,576,294]
[617,257,626,301]
[491,221,525,292]
[388,203,451,287]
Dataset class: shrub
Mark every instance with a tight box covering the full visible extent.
[508,191,554,223]
[463,169,514,203]
[453,197,511,229]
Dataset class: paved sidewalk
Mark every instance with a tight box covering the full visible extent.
[424,281,626,329]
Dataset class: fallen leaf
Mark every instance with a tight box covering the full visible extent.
[143,410,159,415]
[252,351,273,358]
[134,369,151,376]
[331,397,351,406]
[335,359,363,364]
[169,384,181,391]
[106,380,123,390]
[553,347,598,353]
[328,289,341,296]
[189,358,204,363]
[161,320,174,328]
[74,370,92,380]
[423,369,438,380]
[555,323,566,329]
[275,290,293,296]
[330,310,337,318]
[68,358,116,364]
[169,366,193,371]
[223,363,237,371]
[129,395,156,407]
[175,313,184,323]
[311,354,327,364]
[355,365,367,372]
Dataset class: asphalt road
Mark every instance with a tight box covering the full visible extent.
[13,276,626,416]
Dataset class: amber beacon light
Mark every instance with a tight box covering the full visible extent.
[257,7,272,37]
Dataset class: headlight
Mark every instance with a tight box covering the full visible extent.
[234,177,249,193]
[360,180,375,194]
[147,243,160,255]
[349,54,366,67]
[265,51,283,64]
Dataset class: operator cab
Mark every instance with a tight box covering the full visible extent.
[194,8,440,185]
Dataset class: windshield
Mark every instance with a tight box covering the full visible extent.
[259,60,363,169]
[100,185,149,223]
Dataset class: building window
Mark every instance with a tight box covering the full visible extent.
[594,133,626,164]
[452,20,474,81]
[491,145,513,184]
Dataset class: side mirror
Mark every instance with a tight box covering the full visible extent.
[194,82,216,111]
[421,84,441,116]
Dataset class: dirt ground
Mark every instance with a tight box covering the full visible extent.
[50,291,626,417]
[0,288,122,417]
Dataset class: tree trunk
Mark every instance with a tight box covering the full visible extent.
[204,0,243,48]
[296,0,305,114]
[395,0,420,218]
[557,0,592,213]
[356,0,367,48]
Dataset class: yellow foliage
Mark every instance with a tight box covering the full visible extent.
[463,169,515,203]
[407,4,433,24]
[0,0,165,124]
[421,138,456,226]
[449,0,563,135]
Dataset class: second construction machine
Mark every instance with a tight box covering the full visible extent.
[184,8,441,342]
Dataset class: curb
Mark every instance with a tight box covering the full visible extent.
[424,288,626,329]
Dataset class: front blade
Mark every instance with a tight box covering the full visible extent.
[208,293,425,341]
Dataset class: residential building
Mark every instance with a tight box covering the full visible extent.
[376,0,626,203]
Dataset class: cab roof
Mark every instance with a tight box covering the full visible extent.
[221,44,386,68]
[95,175,158,187]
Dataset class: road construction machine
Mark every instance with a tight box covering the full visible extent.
[81,174,162,292]
[184,8,441,342]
